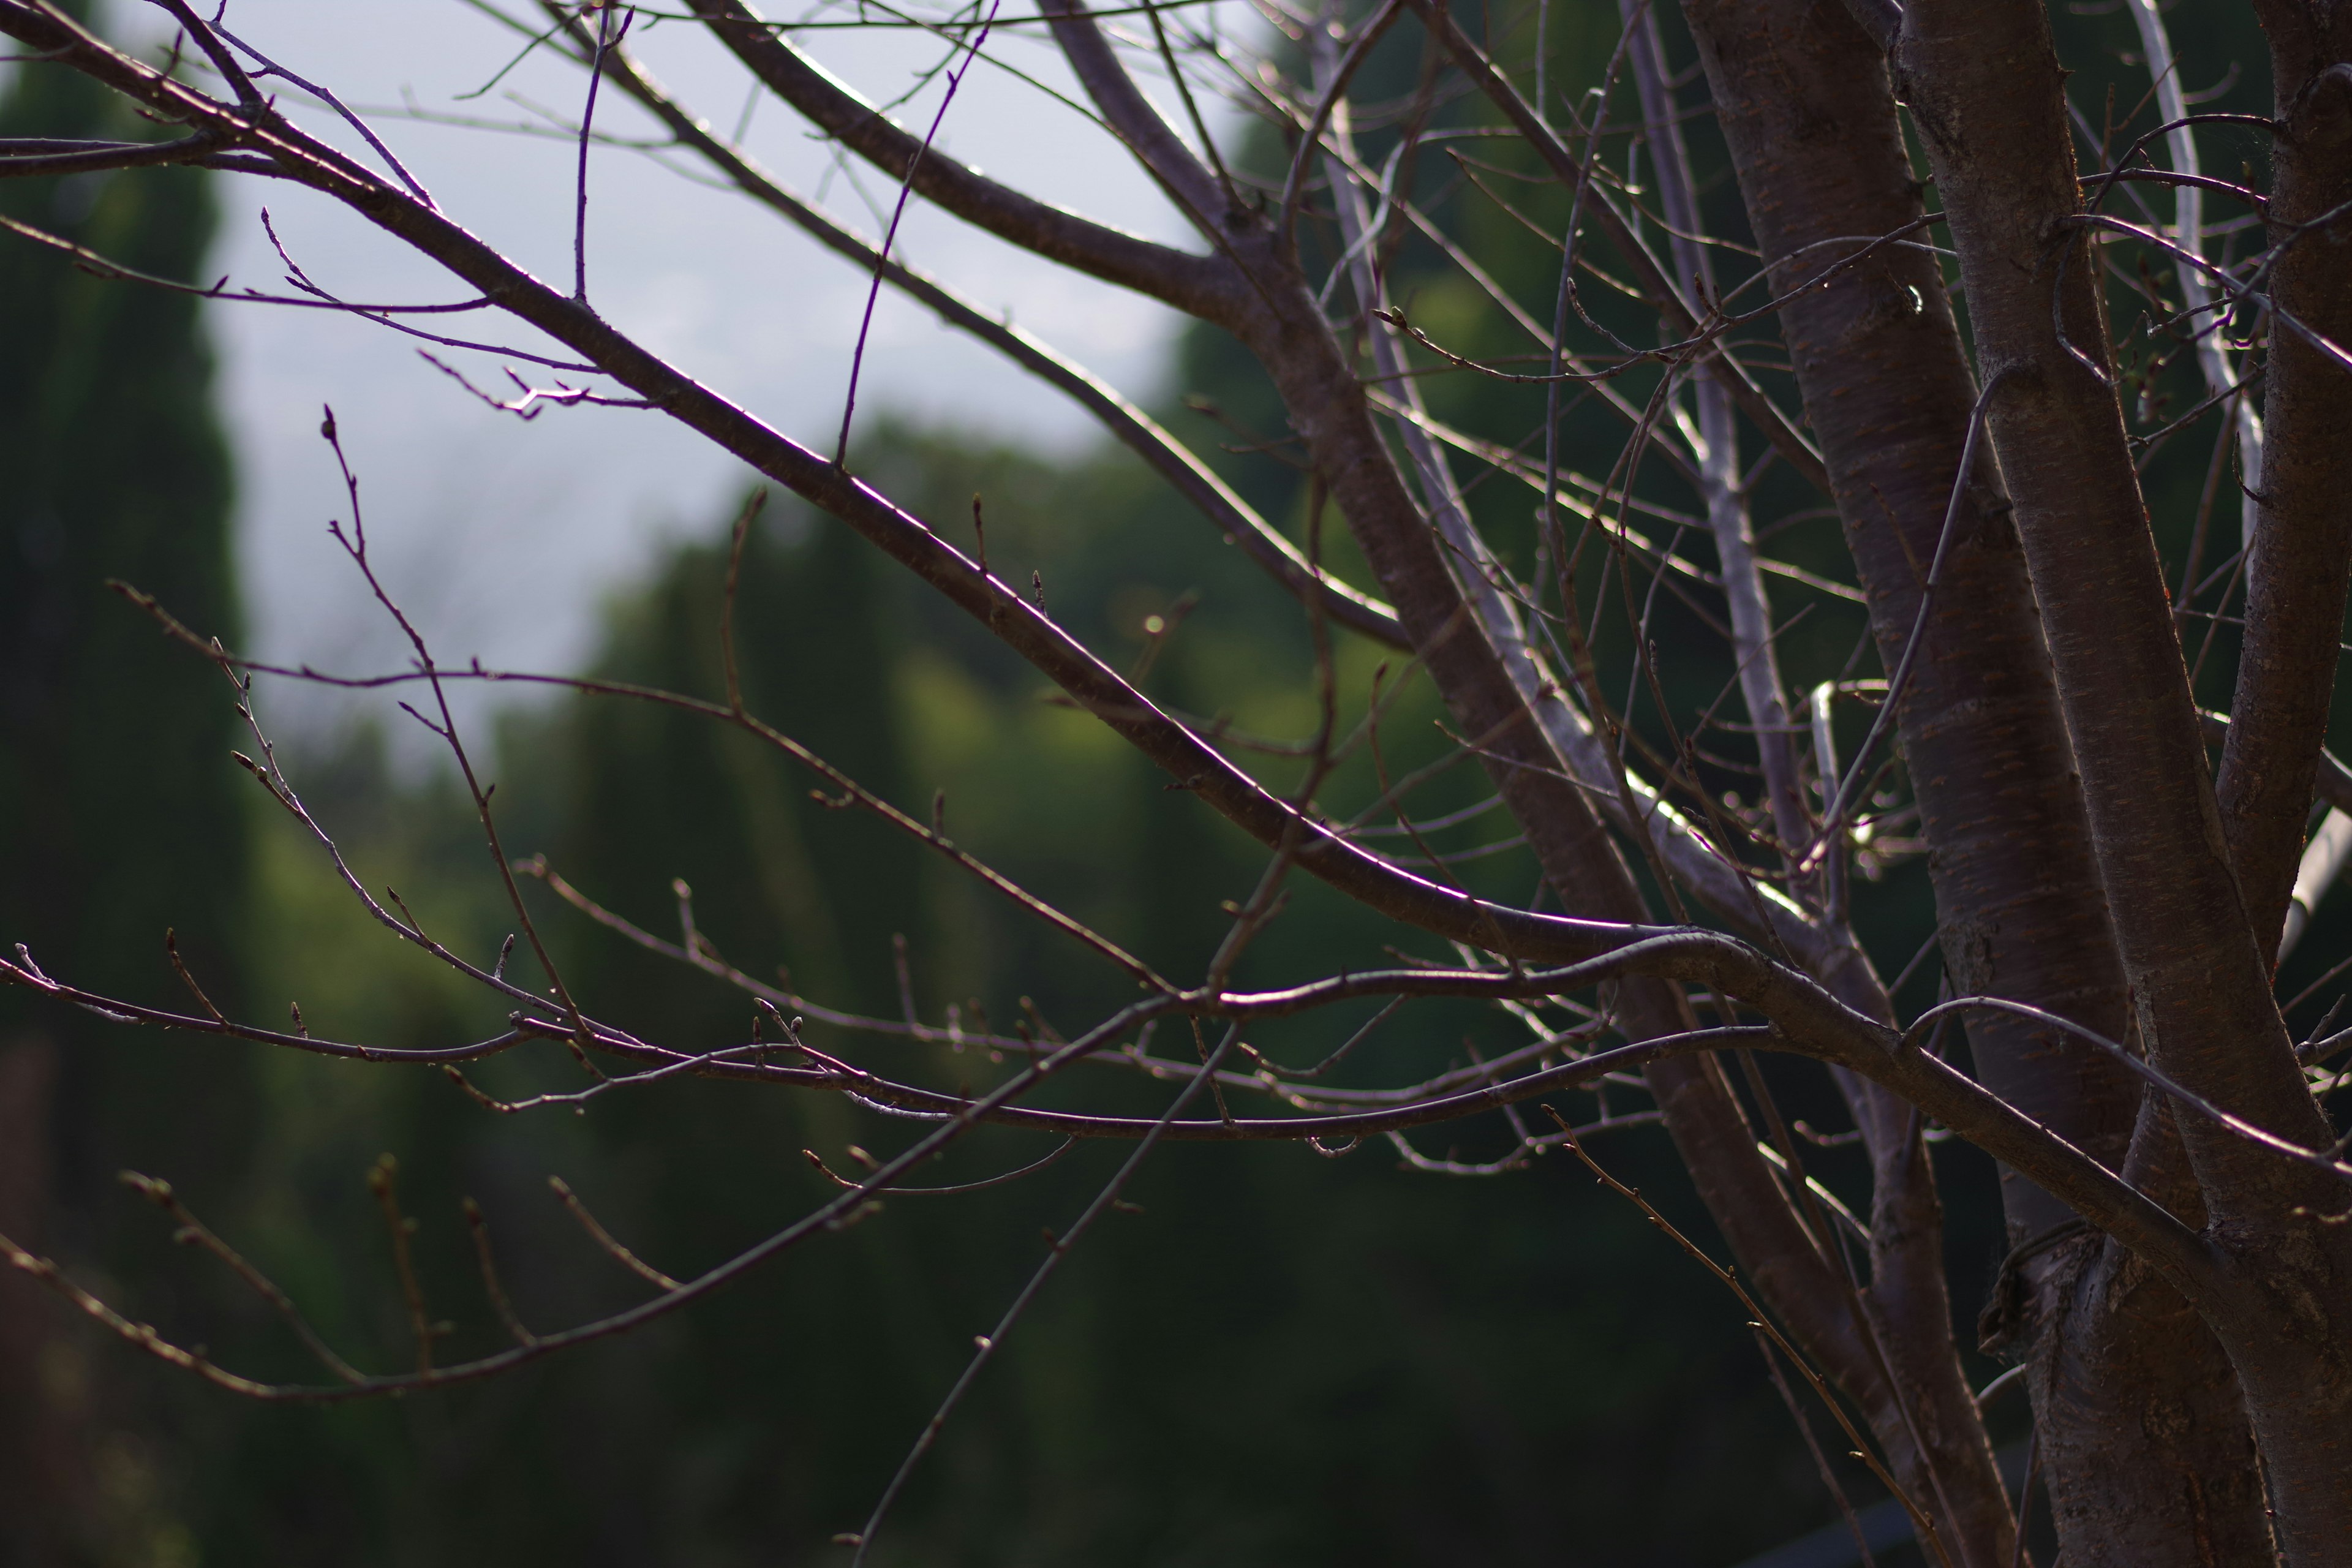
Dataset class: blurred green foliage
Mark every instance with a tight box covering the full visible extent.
[0,9,249,1208]
[0,17,251,1564]
[197,430,1832,1567]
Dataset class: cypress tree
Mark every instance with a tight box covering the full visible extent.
[0,13,247,1557]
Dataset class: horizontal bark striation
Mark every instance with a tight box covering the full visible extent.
[2032,1241,2272,1562]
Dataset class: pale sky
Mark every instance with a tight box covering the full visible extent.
[154,1,1252,747]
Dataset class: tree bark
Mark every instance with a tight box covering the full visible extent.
[684,0,1241,318]
[1896,1,2352,1558]
[1216,255,1987,1547]
[2031,1099,2271,1563]
[2225,5,2352,965]
[1032,8,2026,1548]
[1683,2,2269,1561]
[2,6,2324,1552]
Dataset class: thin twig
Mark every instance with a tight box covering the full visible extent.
[720,485,767,716]
[365,1156,437,1377]
[548,1175,682,1292]
[836,0,1004,466]
[121,1172,366,1385]
[847,1025,1241,1566]
[1551,1112,1954,1568]
[462,1198,538,1347]
[572,2,630,300]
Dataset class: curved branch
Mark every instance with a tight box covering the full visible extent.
[4,936,2223,1406]
[682,0,1239,318]
[589,37,1408,647]
[1035,0,1232,230]
[12,52,1556,960]
[0,131,225,175]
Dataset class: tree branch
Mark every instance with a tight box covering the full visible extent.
[1897,2,2352,1551]
[681,0,1240,318]
[1035,0,1232,231]
[1403,0,1833,500]
[2221,10,2352,967]
[583,27,1408,647]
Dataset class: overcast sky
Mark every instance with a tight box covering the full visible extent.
[143,1,1250,747]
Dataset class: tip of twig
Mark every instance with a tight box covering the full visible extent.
[118,1170,169,1203]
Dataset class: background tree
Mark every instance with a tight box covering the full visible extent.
[2,0,2349,1564]
[160,450,1841,1567]
[0,9,247,1558]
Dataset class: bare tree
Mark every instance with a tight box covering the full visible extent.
[2,0,2350,1561]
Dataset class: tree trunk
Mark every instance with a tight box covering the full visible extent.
[1896,2,2352,1558]
[2225,4,2352,963]
[1684,1,2271,1559]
